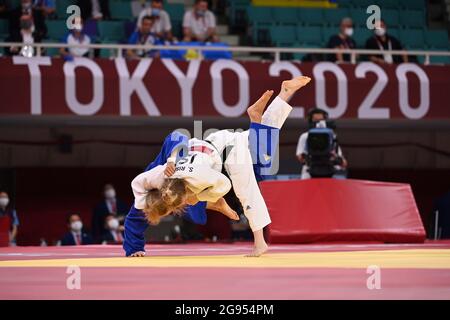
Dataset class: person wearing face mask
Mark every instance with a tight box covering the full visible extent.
[136,0,174,42]
[183,0,219,43]
[0,191,20,246]
[61,214,93,246]
[8,0,47,41]
[101,214,125,244]
[92,184,128,243]
[327,17,357,63]
[6,14,43,57]
[365,19,408,64]
[60,16,91,59]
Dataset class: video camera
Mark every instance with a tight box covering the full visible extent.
[305,111,343,178]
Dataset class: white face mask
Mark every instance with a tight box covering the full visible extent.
[0,198,9,208]
[344,27,353,37]
[104,189,116,199]
[108,218,119,230]
[74,24,83,31]
[375,27,386,37]
[71,221,83,232]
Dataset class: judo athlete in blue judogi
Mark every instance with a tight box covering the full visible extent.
[123,76,312,257]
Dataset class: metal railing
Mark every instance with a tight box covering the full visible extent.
[0,42,450,64]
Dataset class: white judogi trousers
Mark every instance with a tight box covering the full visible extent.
[205,96,293,231]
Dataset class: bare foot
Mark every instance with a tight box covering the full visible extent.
[208,198,240,221]
[247,90,274,123]
[129,251,146,257]
[245,243,269,257]
[278,76,312,101]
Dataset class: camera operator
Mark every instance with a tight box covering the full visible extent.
[296,108,348,179]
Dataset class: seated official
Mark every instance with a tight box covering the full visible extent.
[101,214,124,244]
[61,214,93,246]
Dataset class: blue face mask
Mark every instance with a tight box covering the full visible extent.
[151,8,160,17]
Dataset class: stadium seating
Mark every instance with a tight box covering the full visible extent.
[0,19,8,40]
[56,0,73,19]
[323,8,350,27]
[97,21,126,42]
[243,0,446,53]
[270,25,296,47]
[399,10,426,29]
[228,0,250,29]
[7,0,443,64]
[298,9,324,27]
[400,29,425,49]
[165,3,185,38]
[425,30,450,50]
[109,1,134,21]
[46,20,69,41]
[273,7,298,26]
[297,26,322,46]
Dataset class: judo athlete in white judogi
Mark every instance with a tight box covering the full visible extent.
[123,76,312,257]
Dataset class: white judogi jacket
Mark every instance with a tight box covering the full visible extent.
[131,139,231,210]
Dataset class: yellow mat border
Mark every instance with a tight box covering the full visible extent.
[1,249,450,269]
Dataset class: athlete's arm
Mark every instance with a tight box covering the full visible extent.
[131,165,166,209]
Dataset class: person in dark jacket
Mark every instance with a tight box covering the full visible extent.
[9,0,47,40]
[327,17,356,63]
[61,214,93,246]
[101,214,124,244]
[365,19,408,64]
[6,13,43,56]
[91,184,128,242]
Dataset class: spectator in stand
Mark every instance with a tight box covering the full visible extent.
[365,19,408,64]
[136,0,174,42]
[91,184,128,242]
[327,17,357,63]
[127,15,161,58]
[0,191,19,246]
[7,14,43,57]
[183,0,218,43]
[77,0,110,20]
[101,214,124,244]
[59,16,91,59]
[33,0,55,19]
[61,213,93,246]
[9,0,47,40]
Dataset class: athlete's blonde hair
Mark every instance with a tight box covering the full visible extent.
[143,179,188,225]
